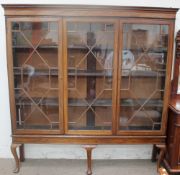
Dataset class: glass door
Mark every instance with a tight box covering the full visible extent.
[118,20,170,134]
[9,18,63,134]
[65,18,118,135]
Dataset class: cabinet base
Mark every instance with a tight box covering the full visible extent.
[10,141,166,174]
[11,135,167,174]
[12,134,166,144]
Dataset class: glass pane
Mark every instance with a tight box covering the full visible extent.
[119,24,168,131]
[12,21,60,130]
[67,22,115,130]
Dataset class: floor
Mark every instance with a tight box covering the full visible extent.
[0,159,158,175]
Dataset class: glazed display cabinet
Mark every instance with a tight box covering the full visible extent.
[2,4,178,174]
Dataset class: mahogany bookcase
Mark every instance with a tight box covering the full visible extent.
[2,4,178,174]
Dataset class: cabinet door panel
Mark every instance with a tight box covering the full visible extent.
[65,19,118,134]
[9,19,63,133]
[119,23,169,132]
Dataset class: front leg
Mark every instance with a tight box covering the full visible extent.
[156,144,166,172]
[11,143,22,173]
[83,145,96,175]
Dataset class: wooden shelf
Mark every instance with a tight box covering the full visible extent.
[15,96,163,108]
[68,98,162,107]
[17,124,59,130]
[68,70,165,77]
[68,70,112,77]
[15,97,112,107]
[122,70,165,77]
[13,68,165,78]
[14,68,58,76]
[67,46,166,53]
[13,45,58,49]
[68,99,112,107]
[15,97,59,106]
[125,48,167,53]
[119,125,160,130]
[68,125,161,131]
[13,45,113,50]
[121,99,163,107]
[68,45,88,50]
[68,45,114,51]
[68,125,111,130]
[13,68,113,77]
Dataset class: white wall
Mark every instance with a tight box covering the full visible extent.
[0,0,180,159]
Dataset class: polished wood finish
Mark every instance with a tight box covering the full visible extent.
[2,5,177,19]
[2,4,178,174]
[162,31,180,174]
[83,145,96,175]
[163,97,180,174]
[169,96,180,114]
[11,143,22,173]
[171,31,180,96]
[12,135,165,144]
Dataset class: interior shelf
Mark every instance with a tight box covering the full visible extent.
[128,48,167,53]
[68,125,111,130]
[119,125,160,130]
[15,96,163,108]
[68,99,112,107]
[68,45,114,51]
[67,45,167,53]
[121,99,163,107]
[13,45,58,49]
[13,45,113,51]
[14,68,58,76]
[15,97,59,106]
[122,70,165,77]
[68,70,113,77]
[13,68,165,78]
[17,124,59,130]
[15,97,112,107]
[15,97,113,107]
[13,68,112,77]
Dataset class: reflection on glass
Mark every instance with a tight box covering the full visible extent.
[12,21,60,130]
[119,24,168,131]
[67,22,115,130]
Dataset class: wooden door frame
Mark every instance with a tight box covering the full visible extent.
[63,17,119,135]
[6,17,64,135]
[117,18,175,136]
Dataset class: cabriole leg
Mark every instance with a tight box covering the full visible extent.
[156,144,166,172]
[19,144,25,162]
[83,145,96,175]
[11,143,22,173]
[151,144,159,162]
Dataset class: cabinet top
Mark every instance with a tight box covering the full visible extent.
[2,4,178,19]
